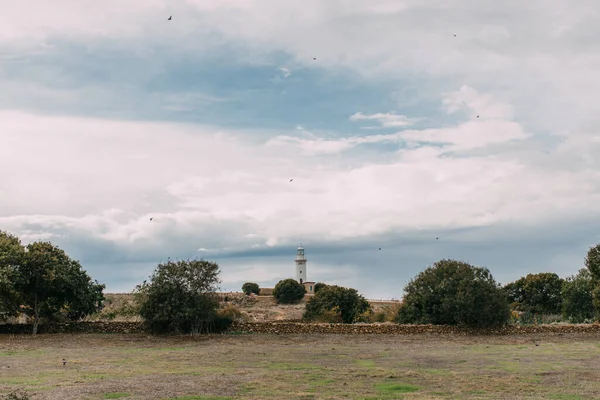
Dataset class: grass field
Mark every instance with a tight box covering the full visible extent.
[1,333,600,399]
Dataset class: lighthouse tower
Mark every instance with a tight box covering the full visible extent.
[295,246,307,284]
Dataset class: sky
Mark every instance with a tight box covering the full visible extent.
[1,0,600,299]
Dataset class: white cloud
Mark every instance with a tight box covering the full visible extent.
[2,0,600,293]
[349,112,417,127]
[2,108,599,256]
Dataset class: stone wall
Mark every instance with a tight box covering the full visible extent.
[0,321,146,334]
[228,322,600,335]
[2,321,600,335]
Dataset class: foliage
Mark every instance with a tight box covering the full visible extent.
[396,259,510,328]
[0,231,24,320]
[272,278,306,304]
[370,303,403,323]
[135,258,230,334]
[10,240,104,334]
[241,282,260,295]
[314,282,327,294]
[217,304,248,322]
[585,244,600,282]
[503,273,564,315]
[303,284,372,323]
[561,268,595,323]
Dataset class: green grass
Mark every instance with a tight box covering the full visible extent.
[374,383,420,393]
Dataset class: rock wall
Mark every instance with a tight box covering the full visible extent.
[228,322,600,335]
[0,321,147,334]
[2,321,600,335]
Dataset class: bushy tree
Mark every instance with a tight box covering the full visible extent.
[503,273,563,315]
[313,282,327,294]
[14,241,104,334]
[0,231,24,320]
[585,244,600,281]
[583,244,600,319]
[241,282,260,295]
[303,285,372,323]
[272,279,306,304]
[135,259,229,334]
[396,259,510,328]
[561,268,595,323]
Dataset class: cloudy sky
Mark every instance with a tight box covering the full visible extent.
[2,0,600,299]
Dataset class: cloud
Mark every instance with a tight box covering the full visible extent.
[349,112,417,127]
[1,0,600,297]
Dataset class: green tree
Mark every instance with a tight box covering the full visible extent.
[241,282,260,295]
[313,282,327,294]
[561,268,595,323]
[51,264,106,321]
[584,244,600,319]
[303,285,372,323]
[396,259,510,328]
[272,279,306,304]
[0,231,24,320]
[135,259,229,334]
[503,273,564,315]
[15,241,104,334]
[585,244,600,281]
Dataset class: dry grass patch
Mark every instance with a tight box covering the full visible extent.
[1,333,600,399]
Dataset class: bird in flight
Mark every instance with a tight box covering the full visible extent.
[168,16,172,20]
[150,217,153,221]
[313,58,316,60]
[378,248,381,250]
[454,34,456,37]
[436,237,439,240]
[289,179,293,182]
[477,115,479,118]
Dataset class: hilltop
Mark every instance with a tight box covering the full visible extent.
[92,292,402,323]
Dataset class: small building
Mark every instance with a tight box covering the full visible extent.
[303,281,316,294]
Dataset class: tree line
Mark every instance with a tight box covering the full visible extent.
[2,228,600,333]
[245,244,600,327]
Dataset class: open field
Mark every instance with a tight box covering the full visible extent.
[1,333,600,400]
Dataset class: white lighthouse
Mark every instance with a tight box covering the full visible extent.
[295,246,307,284]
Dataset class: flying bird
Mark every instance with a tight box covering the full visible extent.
[313,58,316,60]
[436,237,439,240]
[289,179,293,182]
[378,248,381,250]
[453,34,456,37]
[150,217,153,221]
[477,115,479,118]
[168,16,172,20]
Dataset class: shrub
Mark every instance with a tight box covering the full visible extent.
[273,279,306,304]
[217,304,248,322]
[314,282,327,294]
[370,303,402,323]
[134,259,230,334]
[503,273,564,315]
[396,259,510,328]
[303,285,372,324]
[562,268,595,323]
[241,282,260,295]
